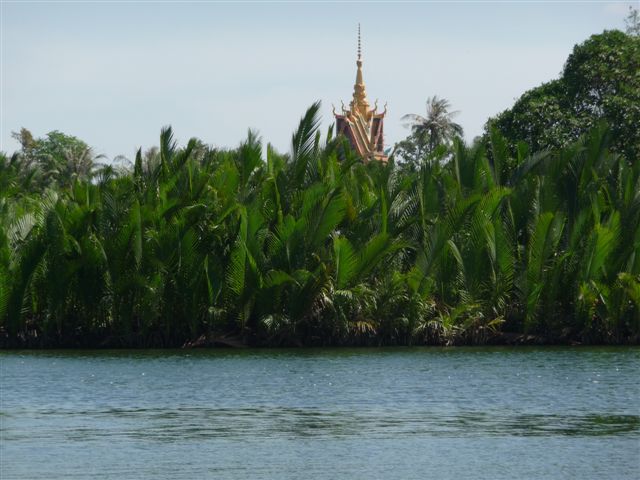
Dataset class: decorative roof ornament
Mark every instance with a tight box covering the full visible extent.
[334,24,388,163]
[350,23,370,117]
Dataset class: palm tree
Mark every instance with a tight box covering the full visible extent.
[399,96,464,161]
[1,105,638,347]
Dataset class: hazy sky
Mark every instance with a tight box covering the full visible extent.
[0,1,634,160]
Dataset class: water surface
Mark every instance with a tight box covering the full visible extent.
[1,347,639,479]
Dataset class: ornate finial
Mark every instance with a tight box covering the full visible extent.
[351,23,369,115]
[334,24,388,163]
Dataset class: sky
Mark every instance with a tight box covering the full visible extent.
[0,1,635,160]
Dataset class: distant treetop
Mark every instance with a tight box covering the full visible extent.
[486,29,640,162]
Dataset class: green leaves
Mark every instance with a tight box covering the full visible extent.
[307,190,346,249]
[488,30,640,161]
[333,236,357,290]
[291,101,322,186]
[397,96,464,164]
[333,233,402,290]
[581,211,621,282]
[523,211,565,329]
[1,100,637,346]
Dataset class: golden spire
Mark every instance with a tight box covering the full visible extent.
[357,23,361,61]
[351,23,369,116]
[334,23,388,163]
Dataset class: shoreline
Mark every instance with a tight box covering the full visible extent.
[2,330,638,350]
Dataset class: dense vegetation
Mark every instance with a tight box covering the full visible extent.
[486,30,640,161]
[0,30,638,348]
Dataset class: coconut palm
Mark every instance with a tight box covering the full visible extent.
[1,105,638,347]
[398,96,464,161]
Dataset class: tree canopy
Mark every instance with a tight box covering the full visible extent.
[394,96,463,167]
[10,128,100,190]
[486,30,640,162]
[0,104,638,348]
[1,30,638,348]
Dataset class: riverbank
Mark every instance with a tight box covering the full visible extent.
[2,113,638,348]
[2,327,638,349]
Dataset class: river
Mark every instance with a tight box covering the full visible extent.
[1,347,638,479]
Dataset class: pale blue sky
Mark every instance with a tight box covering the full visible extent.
[0,1,634,159]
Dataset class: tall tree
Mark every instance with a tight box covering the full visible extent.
[11,129,100,189]
[486,30,640,163]
[625,6,639,36]
[395,96,464,165]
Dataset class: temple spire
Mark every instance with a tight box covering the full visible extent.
[351,23,369,115]
[335,24,388,163]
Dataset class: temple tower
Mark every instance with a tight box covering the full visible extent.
[334,25,388,162]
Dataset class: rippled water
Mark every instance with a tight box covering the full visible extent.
[1,347,639,479]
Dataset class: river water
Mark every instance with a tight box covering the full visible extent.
[1,347,639,479]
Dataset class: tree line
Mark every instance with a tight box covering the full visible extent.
[0,30,638,347]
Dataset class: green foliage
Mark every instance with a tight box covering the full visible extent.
[487,30,640,163]
[395,96,464,167]
[0,108,637,347]
[1,29,638,347]
[10,128,99,190]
